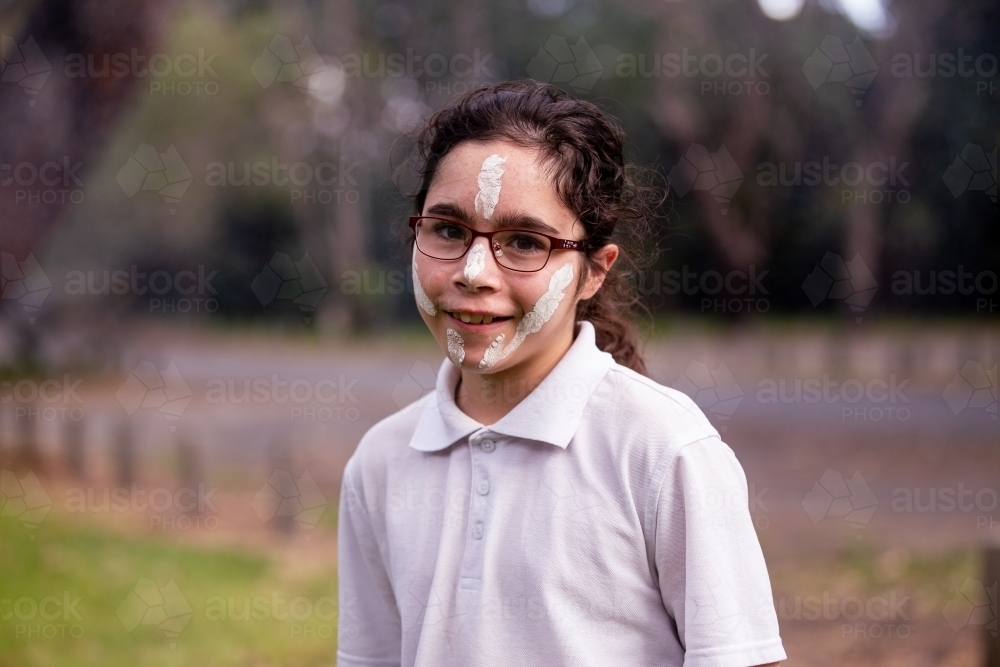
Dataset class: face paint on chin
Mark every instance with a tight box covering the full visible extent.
[446,328,465,365]
[477,262,575,370]
[412,246,436,316]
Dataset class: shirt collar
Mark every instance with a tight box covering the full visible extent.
[408,320,614,452]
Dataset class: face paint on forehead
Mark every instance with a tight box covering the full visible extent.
[473,154,507,220]
[464,242,487,283]
[412,246,436,316]
[477,262,575,370]
[446,328,465,365]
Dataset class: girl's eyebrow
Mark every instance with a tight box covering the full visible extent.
[426,201,472,221]
[492,212,561,235]
[425,201,562,235]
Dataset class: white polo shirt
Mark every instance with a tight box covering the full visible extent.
[338,320,786,667]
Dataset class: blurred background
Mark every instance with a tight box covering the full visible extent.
[0,0,996,664]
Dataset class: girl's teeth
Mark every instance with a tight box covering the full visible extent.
[455,312,493,324]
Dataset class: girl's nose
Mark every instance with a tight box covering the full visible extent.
[456,239,501,291]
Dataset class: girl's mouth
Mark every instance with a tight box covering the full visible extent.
[445,310,513,330]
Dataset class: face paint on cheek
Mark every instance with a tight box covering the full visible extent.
[412,247,436,316]
[473,154,507,219]
[446,328,465,365]
[464,243,486,282]
[477,263,575,370]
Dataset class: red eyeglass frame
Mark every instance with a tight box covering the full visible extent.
[408,215,585,273]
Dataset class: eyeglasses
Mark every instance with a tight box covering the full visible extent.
[409,216,584,273]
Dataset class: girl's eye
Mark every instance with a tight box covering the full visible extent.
[505,233,546,253]
[432,222,468,241]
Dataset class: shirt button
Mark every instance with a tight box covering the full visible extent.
[481,439,495,452]
[477,480,490,496]
[473,522,484,539]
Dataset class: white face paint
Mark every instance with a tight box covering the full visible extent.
[478,262,575,370]
[412,246,436,316]
[473,154,507,219]
[463,242,487,283]
[479,333,505,369]
[446,328,465,365]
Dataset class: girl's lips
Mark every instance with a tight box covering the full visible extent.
[445,311,513,331]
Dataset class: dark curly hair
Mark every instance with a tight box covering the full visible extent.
[406,79,662,375]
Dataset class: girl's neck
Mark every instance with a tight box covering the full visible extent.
[454,322,577,426]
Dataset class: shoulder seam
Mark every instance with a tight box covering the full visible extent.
[643,432,724,588]
[605,363,704,412]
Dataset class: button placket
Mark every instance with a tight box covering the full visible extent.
[459,431,493,588]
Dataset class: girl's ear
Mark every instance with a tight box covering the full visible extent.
[579,244,619,300]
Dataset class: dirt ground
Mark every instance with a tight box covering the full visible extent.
[4,321,997,665]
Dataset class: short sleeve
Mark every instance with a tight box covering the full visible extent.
[652,436,787,667]
[337,465,403,667]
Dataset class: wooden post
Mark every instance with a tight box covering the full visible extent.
[0,404,7,469]
[176,431,201,515]
[269,440,295,535]
[15,406,42,472]
[986,546,1000,667]
[115,417,135,487]
[64,417,85,478]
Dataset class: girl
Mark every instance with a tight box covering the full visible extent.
[338,80,785,667]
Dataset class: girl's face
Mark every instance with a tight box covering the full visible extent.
[413,140,609,375]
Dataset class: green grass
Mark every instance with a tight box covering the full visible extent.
[0,514,339,667]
